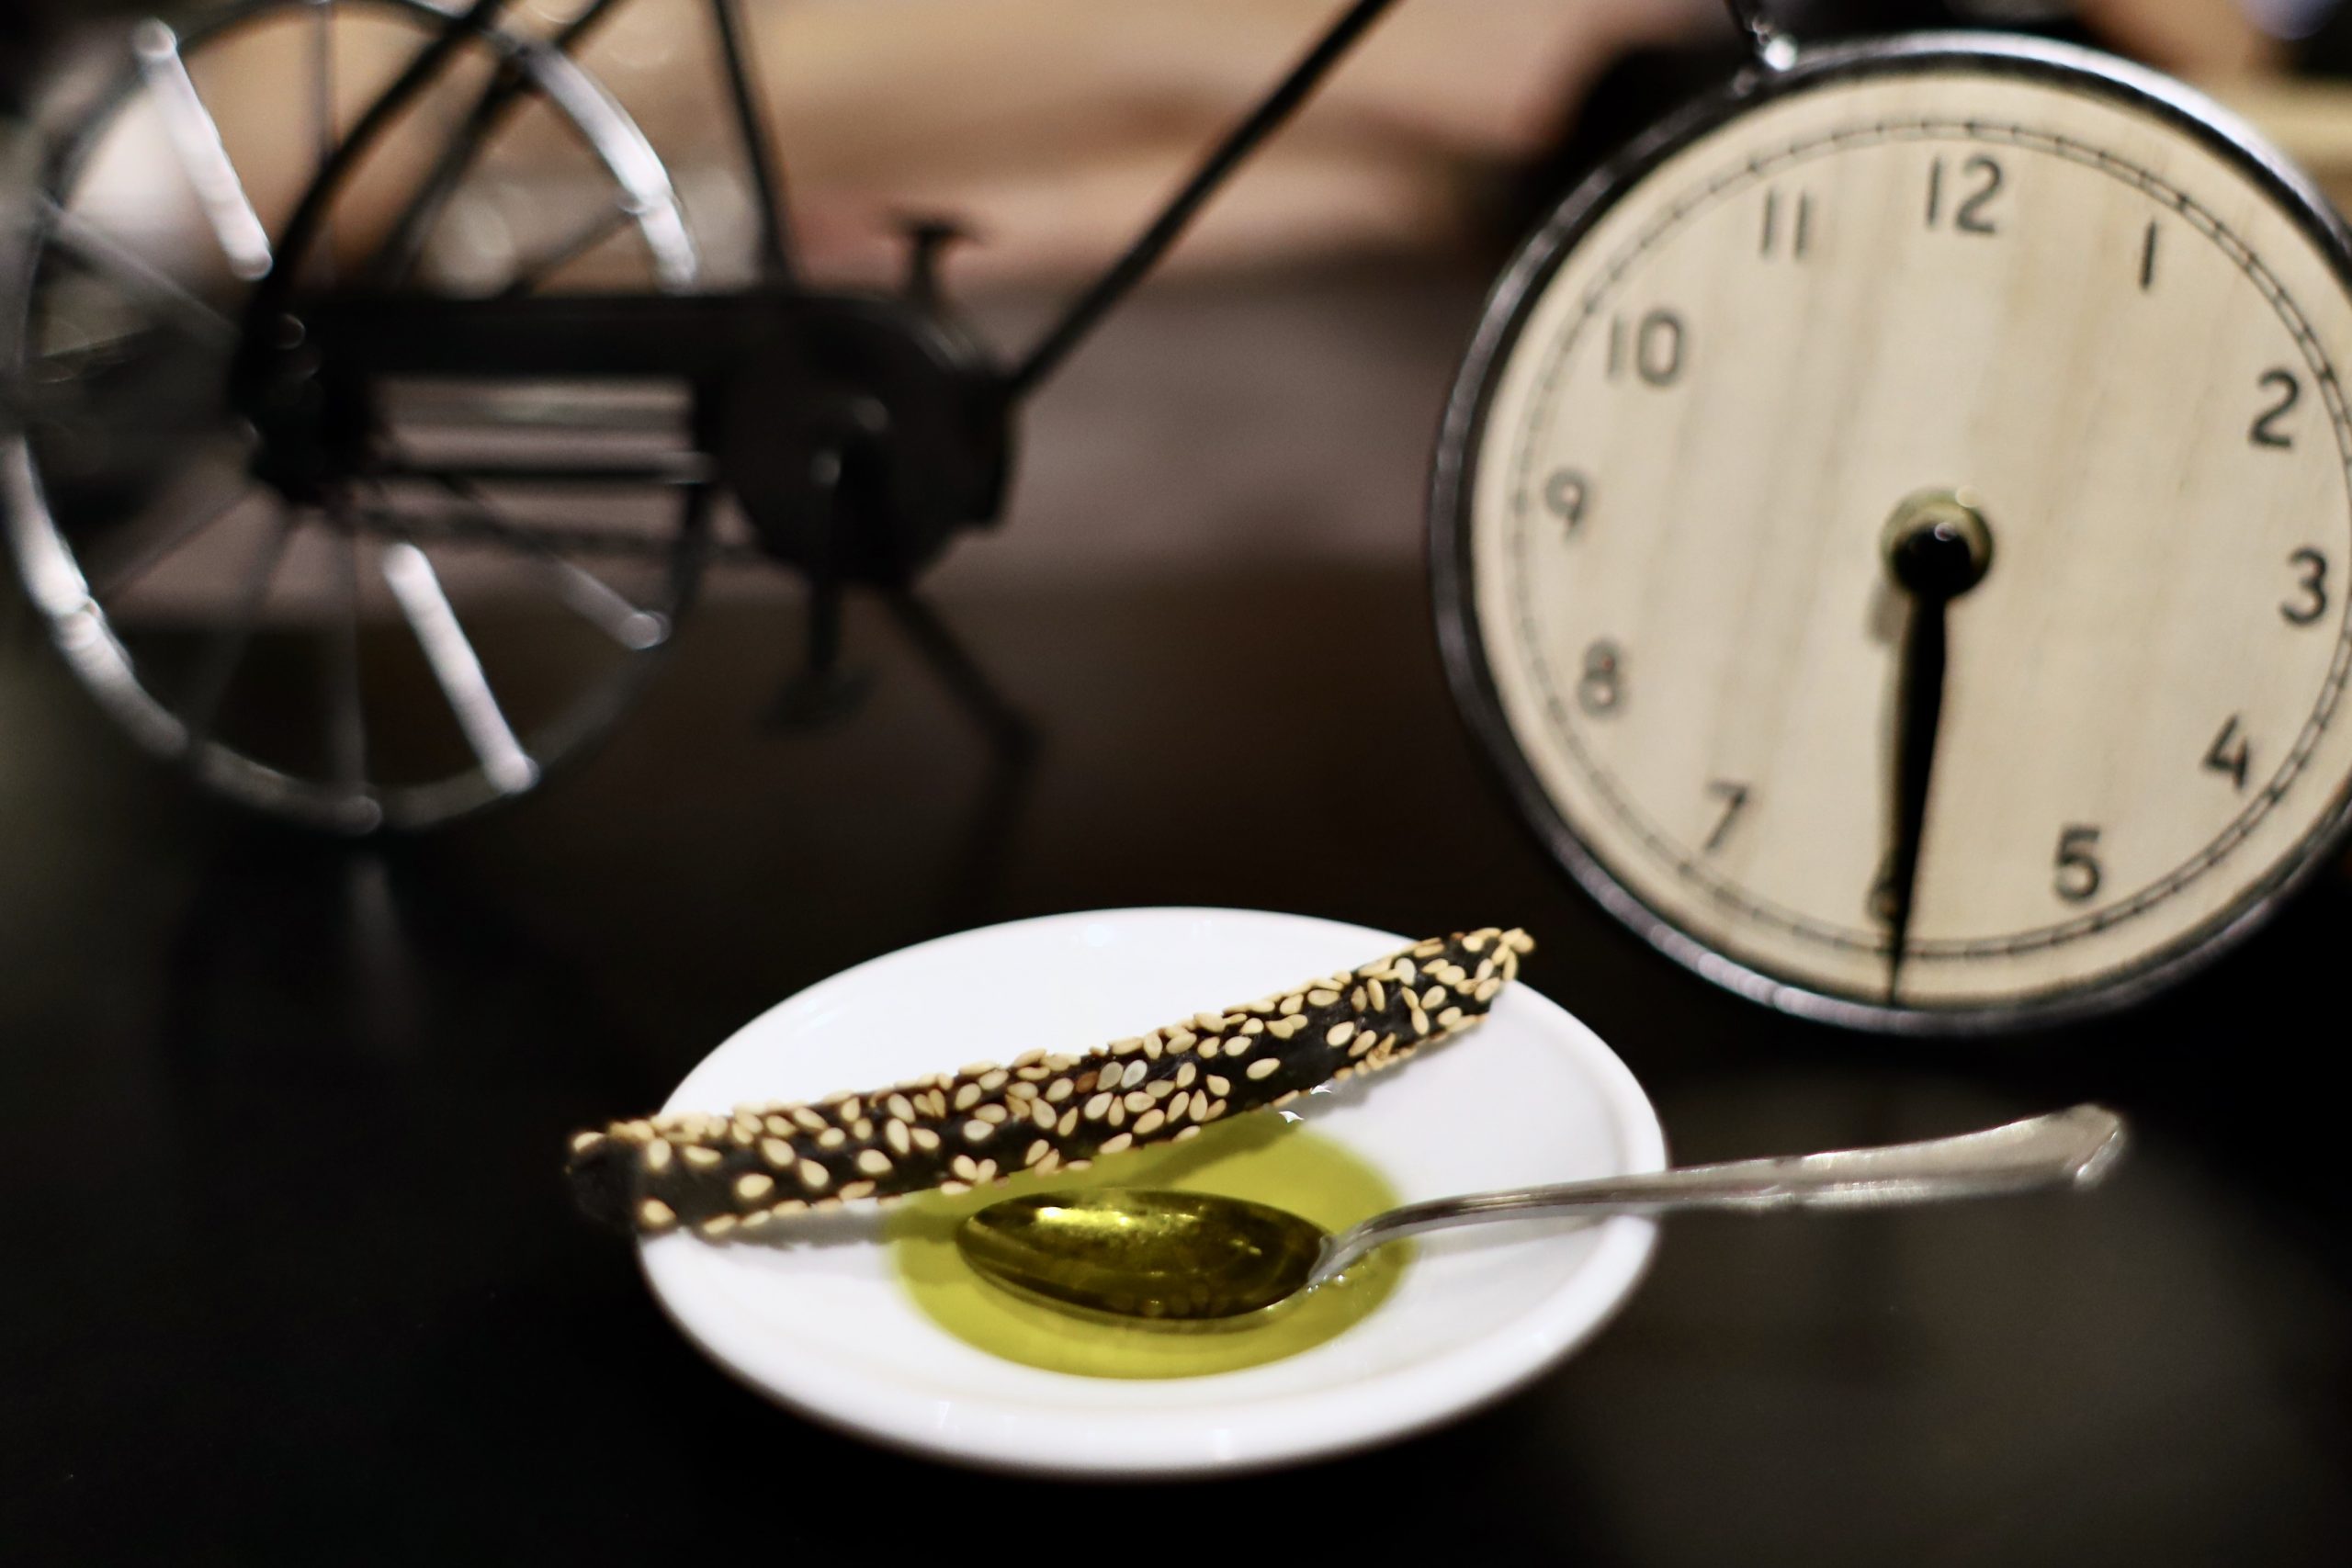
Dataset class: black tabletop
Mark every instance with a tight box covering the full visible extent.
[4,265,2346,1563]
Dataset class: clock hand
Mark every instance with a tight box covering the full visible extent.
[1873,492,1994,1000]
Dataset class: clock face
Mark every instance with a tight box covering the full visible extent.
[1438,39,2352,1028]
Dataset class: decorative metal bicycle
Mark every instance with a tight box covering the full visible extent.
[3,0,1404,831]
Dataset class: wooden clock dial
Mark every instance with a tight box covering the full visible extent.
[1438,39,2352,1029]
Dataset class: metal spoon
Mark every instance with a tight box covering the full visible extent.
[955,1103,2126,1321]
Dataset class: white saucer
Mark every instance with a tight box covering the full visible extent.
[639,908,1667,1476]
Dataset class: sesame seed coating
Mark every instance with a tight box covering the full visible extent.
[564,929,1531,1235]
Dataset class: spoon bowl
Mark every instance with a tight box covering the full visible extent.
[957,1103,2127,1321]
[956,1190,1323,1322]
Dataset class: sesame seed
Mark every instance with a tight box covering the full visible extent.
[1121,1089,1150,1113]
[839,1180,876,1201]
[1351,987,1367,1010]
[963,1120,994,1143]
[1057,1108,1080,1136]
[851,1118,874,1140]
[817,1128,846,1149]
[1134,1110,1166,1136]
[761,1137,794,1166]
[912,1127,942,1151]
[798,1160,831,1191]
[1046,1078,1074,1102]
[885,1120,911,1156]
[644,1138,673,1172]
[1099,1134,1135,1156]
[1024,1140,1050,1167]
[975,1103,1009,1124]
[571,1132,604,1153]
[1176,1062,1197,1088]
[856,1149,891,1176]
[736,1172,775,1201]
[639,1199,675,1229]
[978,1070,1009,1092]
[1169,1091,1192,1120]
[1084,1092,1113,1120]
[1247,1057,1280,1080]
[1308,988,1340,1007]
[684,1145,723,1169]
[1279,995,1303,1016]
[1032,1100,1057,1130]
[1174,1127,1202,1143]
[791,1107,827,1133]
[1368,979,1386,1010]
[1206,1075,1231,1096]
[1121,1059,1149,1089]
[952,1155,978,1180]
[1440,1007,1464,1027]
[954,1083,982,1111]
[700,1215,736,1237]
[887,1094,915,1122]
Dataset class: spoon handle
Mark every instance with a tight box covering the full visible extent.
[1314,1103,2125,1283]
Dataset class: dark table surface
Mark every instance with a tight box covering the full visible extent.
[4,265,2348,1564]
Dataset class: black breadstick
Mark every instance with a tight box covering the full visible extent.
[567,927,1533,1237]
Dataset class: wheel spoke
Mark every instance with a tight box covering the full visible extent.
[378,538,538,794]
[417,475,668,649]
[310,0,338,281]
[131,20,274,281]
[88,478,252,603]
[323,502,369,798]
[500,199,633,297]
[179,502,296,745]
[39,200,235,344]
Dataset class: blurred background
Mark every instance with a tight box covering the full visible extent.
[4,0,2348,605]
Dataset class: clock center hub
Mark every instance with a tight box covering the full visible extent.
[1883,490,1995,601]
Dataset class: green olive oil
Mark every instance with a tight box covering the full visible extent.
[888,1115,1407,1379]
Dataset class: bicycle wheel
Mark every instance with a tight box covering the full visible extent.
[4,0,707,832]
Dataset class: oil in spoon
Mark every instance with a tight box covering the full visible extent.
[887,1115,1406,1379]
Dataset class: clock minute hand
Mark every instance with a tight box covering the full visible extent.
[1874,493,1995,1000]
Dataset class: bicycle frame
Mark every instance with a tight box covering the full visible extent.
[239,0,1408,405]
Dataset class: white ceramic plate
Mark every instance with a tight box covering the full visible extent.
[640,908,1667,1476]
